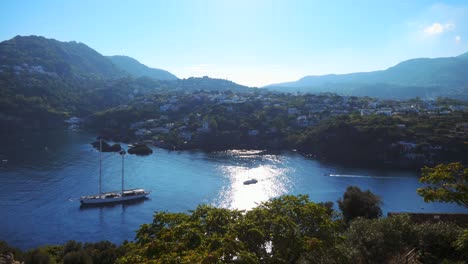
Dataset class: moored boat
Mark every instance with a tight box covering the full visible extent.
[80,140,149,205]
[243,179,258,185]
[80,189,149,204]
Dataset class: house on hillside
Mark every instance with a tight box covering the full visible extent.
[197,121,211,133]
[288,108,300,115]
[296,116,309,127]
[248,129,259,136]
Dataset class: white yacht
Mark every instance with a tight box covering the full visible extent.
[80,141,149,205]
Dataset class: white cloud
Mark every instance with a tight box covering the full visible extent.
[455,35,461,44]
[423,22,455,35]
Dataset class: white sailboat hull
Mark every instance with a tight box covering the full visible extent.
[80,189,150,204]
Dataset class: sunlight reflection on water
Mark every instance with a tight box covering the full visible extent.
[213,150,292,210]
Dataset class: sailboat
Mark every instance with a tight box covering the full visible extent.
[80,140,150,204]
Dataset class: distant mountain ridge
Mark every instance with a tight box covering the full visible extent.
[267,52,468,99]
[108,55,177,80]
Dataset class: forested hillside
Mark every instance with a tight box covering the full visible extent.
[0,36,252,131]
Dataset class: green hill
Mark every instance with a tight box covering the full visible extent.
[0,35,123,78]
[108,55,177,80]
[0,36,253,131]
[0,36,161,131]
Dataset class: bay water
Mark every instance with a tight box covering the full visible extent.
[0,130,464,249]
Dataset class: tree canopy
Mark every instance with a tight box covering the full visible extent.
[124,195,341,263]
[417,162,468,208]
[338,186,383,223]
[1,192,467,263]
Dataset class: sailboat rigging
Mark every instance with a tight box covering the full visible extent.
[80,140,150,204]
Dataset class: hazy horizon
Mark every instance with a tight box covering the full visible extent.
[1,0,468,87]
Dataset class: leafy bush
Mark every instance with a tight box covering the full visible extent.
[338,186,382,223]
[415,222,465,263]
[25,248,54,264]
[344,215,417,263]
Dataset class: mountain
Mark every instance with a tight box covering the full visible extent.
[108,55,177,80]
[0,36,163,131]
[457,51,468,60]
[0,35,254,131]
[267,53,468,99]
[0,35,123,78]
[169,76,251,92]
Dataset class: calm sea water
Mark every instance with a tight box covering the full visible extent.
[0,130,465,250]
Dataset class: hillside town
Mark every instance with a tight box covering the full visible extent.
[84,90,467,168]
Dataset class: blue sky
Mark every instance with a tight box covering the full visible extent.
[1,0,467,86]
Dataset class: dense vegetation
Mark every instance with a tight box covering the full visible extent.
[0,36,123,78]
[88,91,467,169]
[0,72,165,131]
[417,162,468,208]
[1,187,466,263]
[291,112,468,168]
[0,36,251,132]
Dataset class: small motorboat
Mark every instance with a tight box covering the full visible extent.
[243,179,258,185]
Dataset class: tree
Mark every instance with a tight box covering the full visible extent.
[63,250,92,264]
[25,248,54,264]
[415,222,464,263]
[417,162,468,208]
[344,215,417,263]
[338,186,382,223]
[124,195,340,263]
[453,230,468,259]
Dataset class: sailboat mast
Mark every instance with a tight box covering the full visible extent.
[121,151,124,194]
[99,139,102,196]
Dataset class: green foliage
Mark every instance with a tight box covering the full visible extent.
[417,162,468,207]
[23,240,120,264]
[127,195,340,263]
[293,112,467,167]
[338,186,382,223]
[453,229,468,258]
[1,193,467,264]
[415,222,465,263]
[0,35,122,78]
[344,215,417,263]
[25,248,55,264]
[0,240,24,261]
[343,215,467,264]
[63,250,92,264]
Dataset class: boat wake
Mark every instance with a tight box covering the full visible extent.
[327,174,405,179]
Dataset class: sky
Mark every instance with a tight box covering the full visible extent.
[1,0,467,87]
